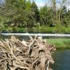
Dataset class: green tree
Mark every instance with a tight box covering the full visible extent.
[0,0,27,26]
[31,1,40,22]
[39,5,54,26]
[61,10,70,27]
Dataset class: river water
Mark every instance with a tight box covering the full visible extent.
[51,50,70,70]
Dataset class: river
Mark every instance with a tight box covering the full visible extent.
[51,50,70,70]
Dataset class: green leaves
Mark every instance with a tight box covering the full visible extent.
[0,0,70,33]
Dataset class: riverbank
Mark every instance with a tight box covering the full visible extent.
[47,38,70,50]
[1,26,70,34]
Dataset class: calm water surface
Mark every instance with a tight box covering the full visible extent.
[51,50,70,70]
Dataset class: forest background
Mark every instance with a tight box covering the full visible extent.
[0,0,70,33]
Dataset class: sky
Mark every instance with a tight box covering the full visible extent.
[34,0,70,10]
[33,0,48,9]
[0,0,70,10]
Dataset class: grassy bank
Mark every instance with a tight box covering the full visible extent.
[47,38,70,50]
[2,26,70,33]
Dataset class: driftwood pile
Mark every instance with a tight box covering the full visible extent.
[0,36,56,70]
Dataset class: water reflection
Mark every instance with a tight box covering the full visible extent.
[51,50,70,70]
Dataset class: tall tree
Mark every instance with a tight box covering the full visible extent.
[39,5,54,26]
[0,0,26,27]
[50,0,67,24]
[50,0,67,32]
[61,10,70,27]
[31,1,39,22]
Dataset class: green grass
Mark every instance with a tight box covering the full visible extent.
[47,38,70,50]
[2,25,70,33]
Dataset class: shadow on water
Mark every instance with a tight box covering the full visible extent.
[51,50,70,70]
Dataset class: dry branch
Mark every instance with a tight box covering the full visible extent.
[0,36,56,70]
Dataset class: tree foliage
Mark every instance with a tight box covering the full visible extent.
[0,0,70,33]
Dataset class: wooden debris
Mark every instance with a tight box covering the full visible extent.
[0,36,56,70]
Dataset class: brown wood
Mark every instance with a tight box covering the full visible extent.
[0,36,56,70]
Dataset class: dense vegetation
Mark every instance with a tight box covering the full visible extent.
[0,0,70,33]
